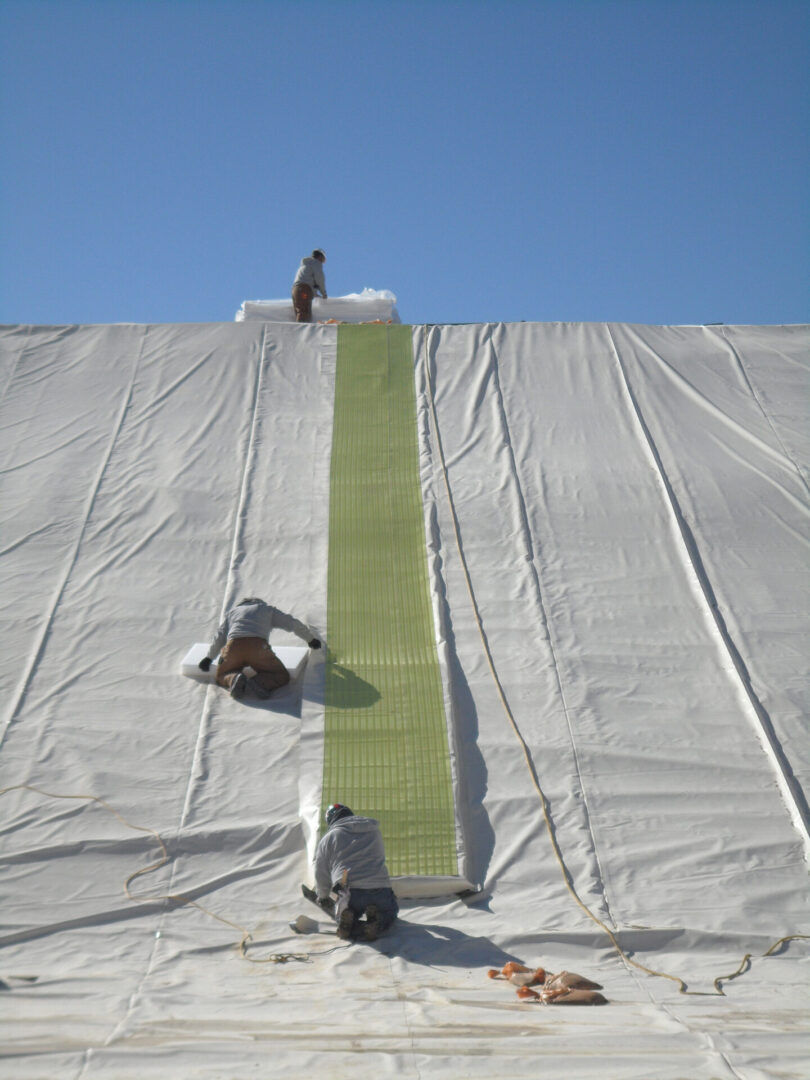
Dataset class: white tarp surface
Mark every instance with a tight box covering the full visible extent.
[0,320,808,1079]
[236,288,400,324]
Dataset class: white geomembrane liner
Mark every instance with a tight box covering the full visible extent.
[0,319,808,1079]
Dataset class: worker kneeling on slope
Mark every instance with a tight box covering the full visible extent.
[198,596,320,699]
[315,804,399,942]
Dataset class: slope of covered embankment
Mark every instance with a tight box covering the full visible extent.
[0,320,808,1078]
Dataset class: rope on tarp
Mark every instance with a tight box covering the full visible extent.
[0,784,350,965]
[420,325,809,997]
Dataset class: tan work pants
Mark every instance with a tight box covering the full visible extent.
[216,636,290,693]
[291,282,313,323]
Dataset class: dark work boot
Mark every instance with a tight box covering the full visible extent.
[337,909,356,940]
[229,672,247,699]
[363,904,380,941]
[247,676,271,700]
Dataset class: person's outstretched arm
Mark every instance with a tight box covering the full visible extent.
[199,616,229,670]
[272,607,321,648]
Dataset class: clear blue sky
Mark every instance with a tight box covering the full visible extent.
[1,0,807,327]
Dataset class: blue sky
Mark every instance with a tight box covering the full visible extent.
[1,0,807,327]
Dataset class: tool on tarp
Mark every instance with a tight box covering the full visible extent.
[300,869,350,927]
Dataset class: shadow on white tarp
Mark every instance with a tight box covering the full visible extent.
[0,320,808,1079]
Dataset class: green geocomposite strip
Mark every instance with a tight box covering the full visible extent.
[323,324,456,877]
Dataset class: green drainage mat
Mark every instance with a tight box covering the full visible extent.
[322,324,456,877]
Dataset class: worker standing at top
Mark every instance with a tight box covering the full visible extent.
[292,249,327,322]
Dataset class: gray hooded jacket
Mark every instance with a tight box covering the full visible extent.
[314,816,392,898]
[293,256,327,298]
[206,599,312,660]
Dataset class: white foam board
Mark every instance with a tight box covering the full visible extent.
[179,641,309,683]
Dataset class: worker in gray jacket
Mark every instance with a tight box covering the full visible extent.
[198,597,320,699]
[291,249,327,322]
[314,804,399,941]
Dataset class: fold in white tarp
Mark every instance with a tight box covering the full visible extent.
[236,288,400,324]
[0,321,808,1079]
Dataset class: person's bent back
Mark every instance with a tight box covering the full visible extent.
[314,804,398,941]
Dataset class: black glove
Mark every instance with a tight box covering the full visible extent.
[308,638,321,649]
[198,656,212,672]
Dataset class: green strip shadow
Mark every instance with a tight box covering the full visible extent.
[322,324,457,877]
